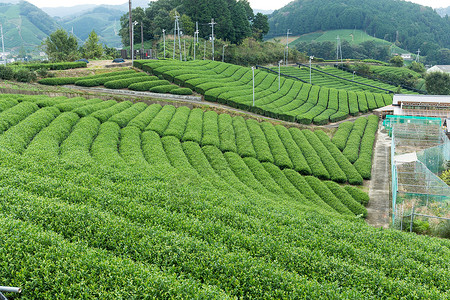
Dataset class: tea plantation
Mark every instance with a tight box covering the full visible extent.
[0,93,449,299]
[134,60,392,125]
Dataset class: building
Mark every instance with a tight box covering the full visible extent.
[374,94,450,122]
[401,53,412,60]
[427,65,450,74]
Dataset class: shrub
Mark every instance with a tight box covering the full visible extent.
[104,76,154,89]
[38,77,78,85]
[14,68,37,82]
[128,80,170,91]
[170,88,193,95]
[75,79,100,87]
[0,65,14,80]
[149,85,178,93]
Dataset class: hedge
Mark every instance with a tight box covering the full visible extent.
[332,121,353,151]
[260,122,293,169]
[146,105,177,135]
[232,116,256,158]
[217,113,237,153]
[170,88,193,95]
[354,115,379,179]
[343,117,368,163]
[128,104,162,130]
[182,108,203,144]
[302,129,347,183]
[344,186,370,206]
[315,130,363,185]
[324,181,367,217]
[104,76,154,89]
[304,176,353,216]
[164,106,191,140]
[289,127,330,180]
[128,80,170,91]
[246,119,274,163]
[108,102,148,128]
[275,125,311,175]
[141,130,171,167]
[149,85,179,93]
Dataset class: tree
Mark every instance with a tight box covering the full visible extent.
[408,61,425,74]
[252,13,269,41]
[425,72,450,95]
[42,29,79,61]
[390,55,404,67]
[82,30,103,59]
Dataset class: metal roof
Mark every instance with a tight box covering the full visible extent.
[393,94,450,105]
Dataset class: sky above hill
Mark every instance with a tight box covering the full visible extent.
[26,0,450,10]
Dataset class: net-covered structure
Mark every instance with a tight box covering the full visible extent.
[386,115,450,225]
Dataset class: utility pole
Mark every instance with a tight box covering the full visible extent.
[128,0,132,61]
[193,22,199,61]
[184,40,186,61]
[177,18,182,61]
[209,18,217,61]
[162,29,166,58]
[278,60,282,91]
[173,14,179,59]
[131,21,138,65]
[252,66,255,106]
[285,29,291,66]
[336,36,343,64]
[0,23,5,65]
[416,49,420,62]
[203,40,206,60]
[309,56,314,84]
[222,44,227,62]
[140,22,144,58]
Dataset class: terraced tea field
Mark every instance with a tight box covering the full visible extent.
[267,65,415,94]
[135,60,392,125]
[0,93,449,299]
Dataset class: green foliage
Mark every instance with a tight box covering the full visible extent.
[441,170,450,186]
[13,68,36,82]
[425,72,450,95]
[268,0,450,55]
[332,122,353,151]
[128,80,170,91]
[344,186,370,206]
[0,65,15,80]
[42,28,79,61]
[408,61,425,74]
[343,117,368,163]
[0,94,449,299]
[170,88,193,95]
[22,61,87,71]
[389,55,404,67]
[104,76,156,89]
[354,115,379,179]
[81,30,104,59]
[149,85,179,93]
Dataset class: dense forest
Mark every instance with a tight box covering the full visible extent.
[119,0,269,46]
[268,0,450,57]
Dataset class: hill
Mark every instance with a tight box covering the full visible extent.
[58,6,124,48]
[290,29,408,54]
[268,0,450,56]
[0,92,449,298]
[0,1,58,52]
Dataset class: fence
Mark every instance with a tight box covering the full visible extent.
[388,115,450,230]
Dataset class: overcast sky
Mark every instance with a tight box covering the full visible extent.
[27,0,450,10]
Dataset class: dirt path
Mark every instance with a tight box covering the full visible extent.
[365,123,391,228]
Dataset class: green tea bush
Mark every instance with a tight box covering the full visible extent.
[170,88,193,95]
[149,85,179,93]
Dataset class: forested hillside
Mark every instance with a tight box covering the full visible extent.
[268,0,450,57]
[0,1,57,51]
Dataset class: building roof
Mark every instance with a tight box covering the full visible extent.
[427,65,450,73]
[393,94,450,105]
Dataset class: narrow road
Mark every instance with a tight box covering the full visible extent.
[366,123,391,228]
